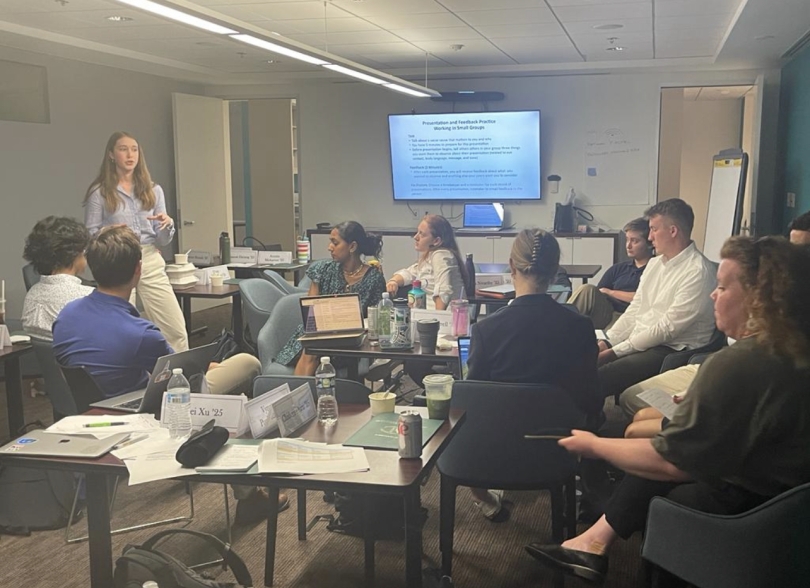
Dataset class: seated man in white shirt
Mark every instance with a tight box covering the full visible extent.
[22,216,93,341]
[597,198,717,406]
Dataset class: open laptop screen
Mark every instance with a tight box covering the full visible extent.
[300,294,364,334]
[458,336,471,379]
[463,203,504,228]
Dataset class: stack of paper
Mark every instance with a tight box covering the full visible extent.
[196,444,258,472]
[46,414,163,438]
[258,439,369,475]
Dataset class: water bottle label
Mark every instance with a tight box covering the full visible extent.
[319,377,332,388]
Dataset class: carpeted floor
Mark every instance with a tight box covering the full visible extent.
[0,304,646,588]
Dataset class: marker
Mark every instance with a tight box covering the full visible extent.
[82,421,127,428]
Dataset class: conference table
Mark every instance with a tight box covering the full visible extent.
[173,283,243,344]
[229,262,310,286]
[560,263,602,284]
[306,339,460,382]
[0,404,465,588]
[0,342,33,436]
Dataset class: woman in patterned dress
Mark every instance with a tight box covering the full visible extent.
[275,221,386,376]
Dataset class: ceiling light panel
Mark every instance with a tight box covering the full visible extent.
[322,64,388,84]
[115,0,237,34]
[230,33,331,65]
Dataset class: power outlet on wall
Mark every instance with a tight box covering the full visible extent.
[787,192,796,208]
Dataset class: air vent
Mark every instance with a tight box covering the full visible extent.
[782,28,810,60]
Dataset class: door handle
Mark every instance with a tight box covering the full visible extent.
[183,220,195,226]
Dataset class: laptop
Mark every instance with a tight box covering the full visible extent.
[0,430,129,458]
[297,293,367,348]
[90,342,218,414]
[457,336,471,379]
[457,203,505,232]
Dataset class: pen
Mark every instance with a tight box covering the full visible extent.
[82,421,128,428]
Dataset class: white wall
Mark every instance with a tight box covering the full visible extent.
[207,68,772,255]
[0,47,202,317]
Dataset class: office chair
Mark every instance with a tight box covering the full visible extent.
[437,380,585,577]
[30,339,77,420]
[262,270,304,295]
[239,278,286,354]
[642,482,810,588]
[22,263,41,291]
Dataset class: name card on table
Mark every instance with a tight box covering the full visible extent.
[161,392,248,436]
[229,247,259,266]
[410,308,453,343]
[257,250,293,265]
[274,384,317,437]
[188,250,213,266]
[244,383,289,438]
[475,273,513,289]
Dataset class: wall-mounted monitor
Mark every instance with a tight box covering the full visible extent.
[388,110,541,201]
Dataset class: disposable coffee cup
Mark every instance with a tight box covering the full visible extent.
[423,374,453,420]
[416,319,440,354]
[210,274,225,287]
[369,392,396,415]
[174,253,188,265]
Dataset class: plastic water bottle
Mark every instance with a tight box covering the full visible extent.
[165,368,192,440]
[377,292,394,345]
[408,279,426,309]
[315,357,338,426]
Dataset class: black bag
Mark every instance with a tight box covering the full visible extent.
[175,420,229,468]
[0,422,77,535]
[327,492,427,540]
[114,529,253,588]
[554,204,595,233]
[210,329,240,363]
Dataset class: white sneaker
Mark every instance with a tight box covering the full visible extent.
[474,489,504,520]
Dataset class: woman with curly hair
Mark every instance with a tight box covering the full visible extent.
[84,131,188,351]
[525,236,810,585]
[22,216,93,341]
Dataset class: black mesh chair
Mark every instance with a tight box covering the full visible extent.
[437,380,586,576]
[30,339,77,420]
[22,263,41,291]
[642,482,810,588]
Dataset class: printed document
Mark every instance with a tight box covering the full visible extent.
[196,444,258,472]
[637,388,682,420]
[258,438,369,475]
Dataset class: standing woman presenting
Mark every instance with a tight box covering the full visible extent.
[84,131,189,351]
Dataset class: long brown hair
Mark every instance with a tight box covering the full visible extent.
[84,131,156,213]
[421,214,469,292]
[721,236,810,365]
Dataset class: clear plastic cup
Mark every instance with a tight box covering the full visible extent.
[423,374,453,420]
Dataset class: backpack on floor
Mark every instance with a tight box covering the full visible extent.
[114,529,252,588]
[327,491,428,540]
[0,422,77,535]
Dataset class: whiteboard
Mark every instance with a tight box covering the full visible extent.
[703,151,748,263]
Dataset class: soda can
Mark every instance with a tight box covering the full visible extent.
[398,411,423,458]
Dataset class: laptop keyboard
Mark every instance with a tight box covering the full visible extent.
[115,398,142,410]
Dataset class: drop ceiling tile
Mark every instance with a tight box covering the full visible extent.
[198,0,318,4]
[548,0,644,5]
[492,36,576,52]
[560,17,651,34]
[440,0,545,9]
[329,0,451,17]
[216,2,336,21]
[655,27,726,43]
[655,14,734,31]
[553,2,651,22]
[655,40,719,58]
[473,22,567,38]
[0,8,169,30]
[288,29,401,45]
[390,27,484,43]
[569,31,653,46]
[0,0,113,13]
[455,7,557,26]
[440,51,518,67]
[412,39,514,63]
[324,41,426,55]
[654,0,741,17]
[64,24,211,42]
[583,44,654,60]
[363,12,466,29]
[507,45,586,63]
[256,17,380,35]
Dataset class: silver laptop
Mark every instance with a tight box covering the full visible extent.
[297,293,366,348]
[90,342,218,414]
[457,203,505,232]
[0,430,129,458]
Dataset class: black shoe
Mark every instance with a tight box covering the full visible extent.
[525,543,608,584]
[234,490,290,526]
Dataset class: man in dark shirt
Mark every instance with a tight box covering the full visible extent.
[569,218,652,328]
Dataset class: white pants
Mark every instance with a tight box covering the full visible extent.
[131,245,189,352]
[619,364,700,417]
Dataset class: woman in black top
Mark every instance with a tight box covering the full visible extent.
[466,229,600,520]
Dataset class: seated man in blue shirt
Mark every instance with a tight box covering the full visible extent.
[568,218,653,329]
[53,226,285,523]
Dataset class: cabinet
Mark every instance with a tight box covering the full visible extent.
[309,228,621,286]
